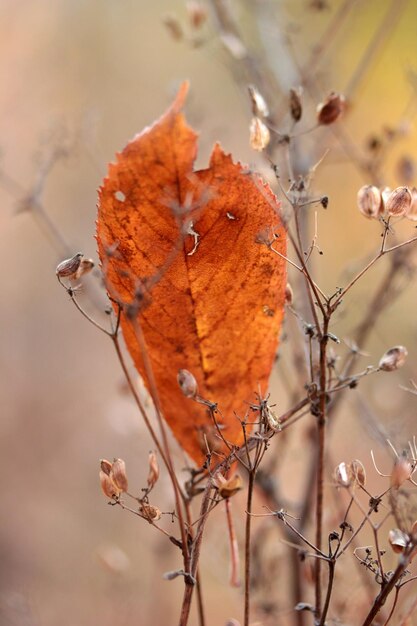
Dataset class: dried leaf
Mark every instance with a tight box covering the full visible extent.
[97,83,286,465]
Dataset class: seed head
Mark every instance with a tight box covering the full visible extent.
[334,462,353,487]
[351,459,366,487]
[56,252,83,279]
[110,458,128,492]
[215,473,243,499]
[285,283,294,306]
[147,451,160,490]
[378,345,408,372]
[385,186,412,217]
[100,458,113,476]
[249,117,270,151]
[388,528,409,553]
[317,92,345,125]
[140,503,162,522]
[357,185,382,219]
[405,187,417,221]
[390,456,413,489]
[177,369,198,398]
[248,85,269,118]
[289,87,303,122]
[100,470,121,499]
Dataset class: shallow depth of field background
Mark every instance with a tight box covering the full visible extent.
[1,1,417,625]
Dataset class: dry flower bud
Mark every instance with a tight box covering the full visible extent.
[405,187,417,221]
[100,470,121,499]
[249,117,270,152]
[56,252,83,279]
[334,462,353,487]
[140,502,162,522]
[317,92,345,125]
[357,185,382,219]
[147,450,160,489]
[388,528,409,553]
[248,85,269,118]
[110,458,128,492]
[177,368,198,398]
[289,87,303,122]
[351,459,366,487]
[162,14,183,41]
[285,283,294,306]
[379,345,408,372]
[385,186,412,216]
[216,474,243,499]
[186,1,207,29]
[390,456,413,489]
[100,458,113,476]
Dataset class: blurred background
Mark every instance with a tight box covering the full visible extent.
[1,1,417,624]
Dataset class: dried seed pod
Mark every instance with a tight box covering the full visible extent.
[100,458,113,476]
[110,458,128,492]
[100,470,121,499]
[405,187,417,221]
[351,459,366,486]
[147,450,160,490]
[162,14,183,40]
[56,252,84,279]
[177,369,198,398]
[140,503,162,522]
[249,117,270,151]
[285,283,294,306]
[385,186,412,217]
[357,185,382,219]
[334,462,353,487]
[216,474,243,499]
[317,92,345,125]
[388,528,409,553]
[391,456,413,489]
[265,407,281,431]
[289,87,303,122]
[379,345,408,372]
[186,1,208,29]
[248,85,269,118]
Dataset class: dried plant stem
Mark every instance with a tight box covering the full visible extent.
[383,587,400,626]
[225,498,241,587]
[129,320,192,582]
[179,482,214,626]
[314,319,330,621]
[244,470,255,626]
[361,544,416,626]
[185,500,206,626]
[319,558,335,626]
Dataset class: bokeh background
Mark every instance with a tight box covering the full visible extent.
[2,1,417,624]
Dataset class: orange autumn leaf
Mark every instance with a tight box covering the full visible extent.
[97,83,286,465]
